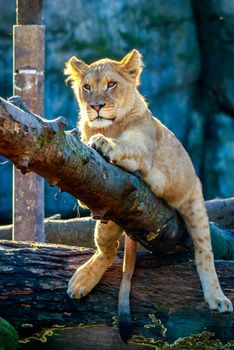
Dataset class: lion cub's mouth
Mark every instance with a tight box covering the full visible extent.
[94,115,116,122]
[88,114,117,129]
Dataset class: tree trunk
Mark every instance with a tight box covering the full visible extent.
[0,241,233,350]
[0,96,233,258]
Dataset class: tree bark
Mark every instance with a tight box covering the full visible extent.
[0,96,233,257]
[205,197,234,229]
[0,241,233,349]
[0,219,234,260]
[0,197,233,251]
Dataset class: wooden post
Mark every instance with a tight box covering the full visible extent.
[13,0,45,241]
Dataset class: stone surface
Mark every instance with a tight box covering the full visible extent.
[0,0,233,223]
[0,1,14,101]
[193,0,234,114]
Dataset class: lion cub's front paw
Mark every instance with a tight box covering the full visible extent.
[67,262,101,299]
[88,134,116,162]
[206,290,233,313]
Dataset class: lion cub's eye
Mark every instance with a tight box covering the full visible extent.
[107,81,117,89]
[83,84,91,92]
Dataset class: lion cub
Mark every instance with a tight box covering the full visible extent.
[65,49,233,336]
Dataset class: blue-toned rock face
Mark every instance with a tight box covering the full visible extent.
[203,113,234,199]
[194,0,234,113]
[0,0,233,223]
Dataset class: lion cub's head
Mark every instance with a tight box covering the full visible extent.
[65,49,143,129]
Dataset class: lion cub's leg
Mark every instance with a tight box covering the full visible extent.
[178,178,233,312]
[67,220,123,299]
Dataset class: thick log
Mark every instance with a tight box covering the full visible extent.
[0,241,233,349]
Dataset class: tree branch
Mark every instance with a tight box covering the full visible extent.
[0,96,187,254]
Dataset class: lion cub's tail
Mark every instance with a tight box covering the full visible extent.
[118,235,137,343]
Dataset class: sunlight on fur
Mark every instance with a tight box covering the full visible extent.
[65,49,233,339]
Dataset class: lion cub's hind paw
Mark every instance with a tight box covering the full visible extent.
[207,294,233,313]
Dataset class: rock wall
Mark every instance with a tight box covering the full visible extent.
[193,0,234,198]
[0,0,233,223]
[0,1,15,223]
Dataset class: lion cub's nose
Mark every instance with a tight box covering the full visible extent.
[90,103,106,112]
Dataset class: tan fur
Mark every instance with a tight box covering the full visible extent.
[66,49,233,313]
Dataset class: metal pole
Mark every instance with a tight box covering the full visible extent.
[13,0,45,241]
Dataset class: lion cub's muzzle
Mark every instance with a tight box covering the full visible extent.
[90,103,106,112]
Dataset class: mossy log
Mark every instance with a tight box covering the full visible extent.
[0,317,19,350]
[0,241,233,350]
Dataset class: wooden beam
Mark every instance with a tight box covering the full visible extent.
[13,0,45,241]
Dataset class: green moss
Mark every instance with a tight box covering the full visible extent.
[28,245,38,250]
[131,331,233,350]
[0,317,19,350]
[144,314,167,338]
[35,133,51,148]
[20,323,113,345]
[20,326,65,344]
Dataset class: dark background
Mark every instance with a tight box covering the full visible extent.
[0,0,233,224]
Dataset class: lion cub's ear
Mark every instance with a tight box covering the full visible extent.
[64,56,88,83]
[119,49,143,85]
